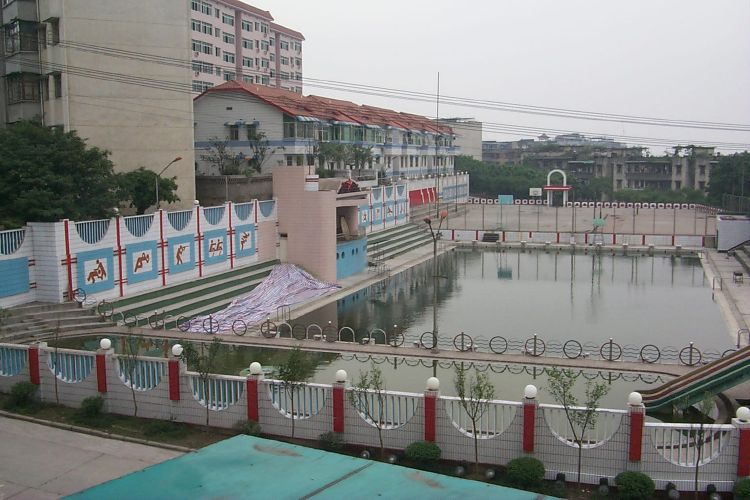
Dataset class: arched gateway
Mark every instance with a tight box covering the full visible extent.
[544,169,572,206]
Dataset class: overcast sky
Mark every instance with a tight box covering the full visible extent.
[260,0,749,154]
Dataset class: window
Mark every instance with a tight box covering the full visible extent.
[242,56,253,68]
[223,32,234,44]
[192,60,213,74]
[223,51,235,63]
[214,7,220,18]
[243,75,253,83]
[280,40,289,50]
[38,24,47,49]
[50,19,60,45]
[229,125,240,140]
[260,40,269,51]
[192,80,213,93]
[675,180,681,189]
[699,181,705,190]
[269,69,275,78]
[222,13,234,26]
[191,1,211,15]
[215,28,220,38]
[293,42,301,52]
[191,19,213,35]
[699,165,706,176]
[254,22,259,30]
[675,165,682,175]
[41,76,48,100]
[242,38,252,49]
[280,71,289,80]
[53,72,62,98]
[260,23,268,34]
[8,74,39,104]
[4,20,38,54]
[224,71,235,81]
[269,53,274,62]
[192,39,213,54]
[295,73,302,81]
[269,38,274,47]
[260,58,269,68]
[242,20,252,32]
[295,57,301,67]
[261,76,269,85]
[280,56,289,65]
[214,46,221,56]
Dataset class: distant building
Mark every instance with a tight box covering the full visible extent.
[193,80,460,176]
[442,118,482,160]
[190,0,304,94]
[482,134,717,194]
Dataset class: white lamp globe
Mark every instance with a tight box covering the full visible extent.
[628,392,643,406]
[426,377,440,391]
[335,369,347,383]
[737,406,750,422]
[99,338,112,350]
[249,362,262,375]
[171,344,184,357]
[524,384,538,399]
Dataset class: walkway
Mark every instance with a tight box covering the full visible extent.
[0,416,181,499]
[68,435,551,500]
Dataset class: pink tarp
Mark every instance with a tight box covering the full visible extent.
[188,264,340,333]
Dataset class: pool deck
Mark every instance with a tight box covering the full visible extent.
[67,435,552,500]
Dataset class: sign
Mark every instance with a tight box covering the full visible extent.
[498,195,514,205]
[529,187,542,197]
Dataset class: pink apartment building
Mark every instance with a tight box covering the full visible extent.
[190,0,304,93]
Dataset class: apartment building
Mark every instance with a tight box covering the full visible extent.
[190,0,304,94]
[193,80,459,176]
[0,0,197,207]
[441,118,482,160]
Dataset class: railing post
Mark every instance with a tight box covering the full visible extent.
[628,392,645,462]
[246,362,263,422]
[424,377,439,442]
[169,344,184,402]
[28,344,40,386]
[96,338,112,394]
[333,370,347,433]
[735,407,750,477]
[523,385,538,453]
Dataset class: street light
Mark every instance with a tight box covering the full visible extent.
[155,156,182,210]
[424,209,449,356]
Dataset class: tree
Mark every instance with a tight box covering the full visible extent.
[347,145,373,172]
[116,167,179,214]
[246,128,279,174]
[349,363,388,458]
[707,152,750,205]
[455,155,547,199]
[681,394,715,498]
[180,338,222,427]
[276,346,314,438]
[119,333,142,417]
[454,364,495,471]
[0,120,121,229]
[317,142,348,171]
[199,137,241,175]
[546,367,610,484]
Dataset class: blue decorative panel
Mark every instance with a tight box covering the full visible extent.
[385,201,395,222]
[126,241,159,285]
[358,205,369,228]
[234,224,256,258]
[168,234,195,275]
[203,229,227,266]
[203,206,226,225]
[396,201,407,220]
[76,248,114,294]
[0,257,29,298]
[372,204,383,225]
[234,202,254,222]
[336,238,368,280]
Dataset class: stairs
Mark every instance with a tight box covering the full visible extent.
[367,223,432,264]
[733,244,750,277]
[110,259,279,325]
[0,302,113,343]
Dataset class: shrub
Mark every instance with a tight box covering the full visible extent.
[73,396,111,428]
[615,471,655,500]
[404,441,441,463]
[5,382,38,409]
[237,420,262,437]
[318,431,344,451]
[144,420,188,439]
[505,456,545,488]
[736,478,750,500]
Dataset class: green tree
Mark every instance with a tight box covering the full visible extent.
[707,152,750,205]
[199,137,241,175]
[546,367,609,484]
[349,363,388,458]
[117,167,179,214]
[180,338,222,427]
[347,145,373,171]
[0,120,121,228]
[246,128,279,174]
[119,333,142,417]
[454,364,495,471]
[276,346,314,438]
[456,155,546,199]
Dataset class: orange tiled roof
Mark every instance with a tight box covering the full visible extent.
[198,80,453,134]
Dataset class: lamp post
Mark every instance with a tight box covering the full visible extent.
[424,209,448,355]
[155,156,182,210]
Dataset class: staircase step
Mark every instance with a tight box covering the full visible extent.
[370,232,432,258]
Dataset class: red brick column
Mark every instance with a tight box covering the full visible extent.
[168,359,181,401]
[734,408,750,477]
[424,377,440,442]
[96,352,108,394]
[246,362,264,422]
[628,393,645,462]
[522,385,538,453]
[28,345,40,385]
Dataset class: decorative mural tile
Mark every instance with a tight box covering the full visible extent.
[358,205,369,228]
[385,201,395,222]
[168,235,195,274]
[204,229,227,266]
[76,248,114,294]
[0,258,29,298]
[126,241,159,284]
[234,224,256,258]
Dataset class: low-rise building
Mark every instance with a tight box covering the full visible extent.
[442,118,482,160]
[193,80,460,177]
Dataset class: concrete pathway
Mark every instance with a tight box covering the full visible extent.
[0,416,181,499]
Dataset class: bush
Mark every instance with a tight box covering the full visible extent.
[404,441,441,463]
[237,420,262,437]
[736,478,750,500]
[505,456,545,488]
[5,382,38,409]
[615,471,655,500]
[73,396,111,428]
[318,432,344,451]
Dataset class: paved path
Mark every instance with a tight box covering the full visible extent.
[0,416,181,499]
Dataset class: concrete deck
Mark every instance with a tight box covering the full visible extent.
[0,416,181,499]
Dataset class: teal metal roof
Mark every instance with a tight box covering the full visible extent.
[66,435,552,499]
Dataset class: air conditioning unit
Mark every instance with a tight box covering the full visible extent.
[194,51,200,57]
